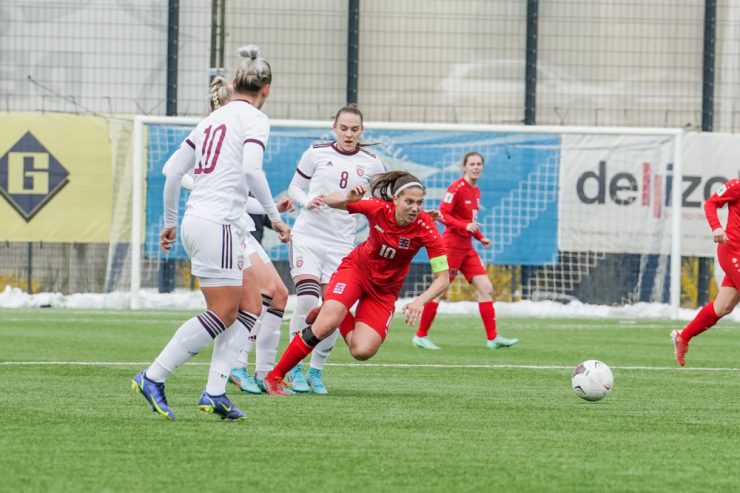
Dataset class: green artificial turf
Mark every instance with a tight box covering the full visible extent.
[1,310,739,492]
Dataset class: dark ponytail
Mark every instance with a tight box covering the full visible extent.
[370,170,425,201]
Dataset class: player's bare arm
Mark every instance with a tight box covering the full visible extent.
[323,184,368,210]
[402,269,450,325]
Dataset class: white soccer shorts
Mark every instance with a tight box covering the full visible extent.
[243,234,271,264]
[289,235,353,284]
[181,214,248,286]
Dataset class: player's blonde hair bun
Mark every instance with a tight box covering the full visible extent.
[238,44,261,60]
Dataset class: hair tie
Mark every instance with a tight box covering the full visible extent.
[393,182,424,196]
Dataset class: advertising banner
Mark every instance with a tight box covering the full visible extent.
[145,125,561,265]
[0,113,112,242]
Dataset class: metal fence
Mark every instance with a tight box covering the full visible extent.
[3,0,739,130]
[1,0,736,303]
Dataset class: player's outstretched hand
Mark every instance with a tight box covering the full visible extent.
[713,227,728,244]
[272,221,291,243]
[480,237,492,248]
[425,209,444,223]
[402,299,424,326]
[277,196,295,213]
[346,184,367,203]
[159,227,177,253]
[307,195,325,209]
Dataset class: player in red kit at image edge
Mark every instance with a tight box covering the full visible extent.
[672,178,740,366]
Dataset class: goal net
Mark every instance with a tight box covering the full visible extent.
[125,117,682,314]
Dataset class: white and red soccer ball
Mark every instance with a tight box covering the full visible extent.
[571,360,613,402]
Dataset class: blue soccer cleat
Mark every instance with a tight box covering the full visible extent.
[229,367,262,394]
[286,363,310,393]
[307,368,328,395]
[131,370,176,420]
[197,390,247,421]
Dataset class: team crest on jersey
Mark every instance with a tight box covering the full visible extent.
[237,260,244,270]
[295,256,304,268]
[443,192,454,204]
[399,237,410,249]
[333,282,346,294]
[357,167,365,177]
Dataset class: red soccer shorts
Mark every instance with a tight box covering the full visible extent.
[717,243,740,289]
[324,262,396,341]
[445,246,487,282]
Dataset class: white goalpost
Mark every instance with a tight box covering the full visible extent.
[129,117,683,318]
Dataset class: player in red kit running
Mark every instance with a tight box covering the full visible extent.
[672,178,740,366]
[262,171,451,395]
[413,151,518,350]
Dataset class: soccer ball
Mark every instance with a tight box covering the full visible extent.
[571,360,613,402]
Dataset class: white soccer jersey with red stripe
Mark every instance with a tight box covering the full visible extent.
[184,100,270,226]
[291,142,385,247]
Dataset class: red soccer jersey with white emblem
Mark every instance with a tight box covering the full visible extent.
[343,198,446,294]
[705,178,740,249]
[439,177,484,248]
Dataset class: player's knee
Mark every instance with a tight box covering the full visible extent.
[349,345,377,361]
[270,283,289,309]
[714,303,732,317]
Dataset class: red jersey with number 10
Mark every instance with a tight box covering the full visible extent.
[439,177,485,248]
[705,178,740,249]
[343,198,446,295]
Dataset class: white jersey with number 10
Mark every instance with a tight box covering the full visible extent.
[185,100,270,226]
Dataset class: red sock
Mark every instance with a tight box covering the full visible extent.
[479,301,497,340]
[339,312,356,340]
[681,303,721,342]
[416,301,439,337]
[272,333,314,378]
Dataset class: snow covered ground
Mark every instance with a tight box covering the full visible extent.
[0,285,720,322]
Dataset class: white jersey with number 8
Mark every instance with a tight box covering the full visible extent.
[291,142,385,248]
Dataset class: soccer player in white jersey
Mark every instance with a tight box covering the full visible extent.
[164,73,294,397]
[284,105,385,394]
[131,45,290,421]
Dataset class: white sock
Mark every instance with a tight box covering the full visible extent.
[289,280,321,338]
[255,306,285,378]
[206,311,258,395]
[235,309,262,369]
[146,311,224,382]
[311,328,339,371]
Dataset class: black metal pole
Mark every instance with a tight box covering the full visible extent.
[524,0,538,125]
[166,0,179,116]
[697,0,717,306]
[346,0,360,104]
[160,0,179,293]
[27,242,32,294]
[520,0,539,298]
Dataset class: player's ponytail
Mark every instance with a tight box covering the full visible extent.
[234,44,272,93]
[370,170,425,201]
[209,76,233,111]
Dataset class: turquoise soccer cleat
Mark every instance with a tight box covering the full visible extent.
[131,370,176,420]
[197,390,246,421]
[412,335,441,350]
[307,368,328,395]
[286,363,310,393]
[487,335,519,349]
[229,367,262,394]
